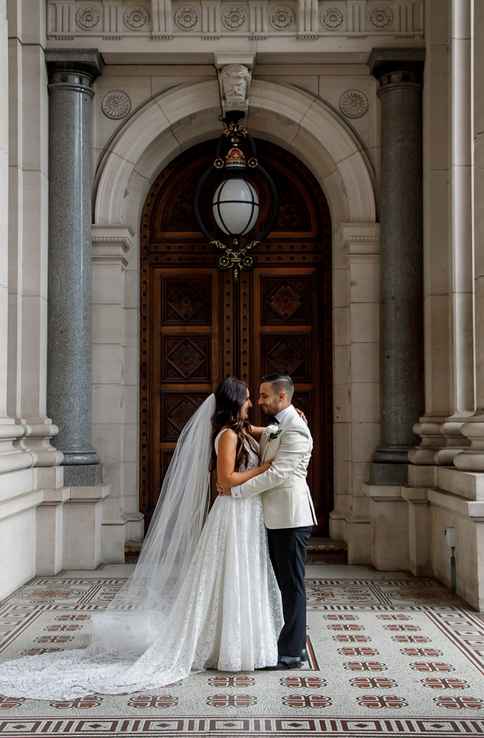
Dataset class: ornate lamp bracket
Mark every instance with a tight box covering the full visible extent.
[194,56,278,279]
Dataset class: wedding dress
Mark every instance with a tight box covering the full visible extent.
[0,396,283,699]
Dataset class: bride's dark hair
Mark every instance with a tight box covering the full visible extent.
[211,377,258,471]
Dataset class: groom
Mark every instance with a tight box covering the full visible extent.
[219,373,316,670]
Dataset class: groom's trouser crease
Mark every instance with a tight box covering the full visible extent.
[267,526,312,659]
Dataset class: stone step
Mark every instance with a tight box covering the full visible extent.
[126,537,348,564]
[307,537,348,564]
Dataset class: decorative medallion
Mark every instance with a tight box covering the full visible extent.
[369,5,393,28]
[422,677,470,689]
[128,694,179,708]
[101,90,132,120]
[434,696,483,710]
[222,6,247,30]
[320,7,344,29]
[123,6,150,29]
[174,5,199,29]
[280,676,326,688]
[207,694,257,707]
[75,5,101,30]
[166,337,207,379]
[49,696,103,709]
[350,677,397,689]
[339,89,369,119]
[268,283,303,320]
[270,6,296,30]
[282,694,333,708]
[0,696,26,709]
[357,695,408,709]
[208,675,256,687]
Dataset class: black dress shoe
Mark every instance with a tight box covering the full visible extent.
[263,658,304,671]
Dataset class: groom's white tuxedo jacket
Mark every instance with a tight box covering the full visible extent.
[232,404,317,529]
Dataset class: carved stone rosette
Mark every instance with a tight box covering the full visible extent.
[46,0,425,41]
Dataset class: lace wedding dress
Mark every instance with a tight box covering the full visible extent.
[0,422,283,699]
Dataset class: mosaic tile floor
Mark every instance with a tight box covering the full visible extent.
[0,566,482,737]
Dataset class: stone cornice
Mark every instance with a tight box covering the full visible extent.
[46,0,425,60]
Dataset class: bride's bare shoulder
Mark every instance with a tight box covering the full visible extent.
[216,426,237,441]
[215,427,237,452]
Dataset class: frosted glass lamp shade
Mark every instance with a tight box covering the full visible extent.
[212,178,259,237]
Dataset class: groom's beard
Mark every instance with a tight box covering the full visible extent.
[259,402,280,416]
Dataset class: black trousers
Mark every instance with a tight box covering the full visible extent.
[267,525,313,659]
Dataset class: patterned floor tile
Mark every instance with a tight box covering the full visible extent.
[0,568,482,737]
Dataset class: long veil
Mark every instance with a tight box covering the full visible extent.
[89,393,217,657]
[0,394,217,698]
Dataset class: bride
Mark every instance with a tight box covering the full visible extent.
[0,377,283,699]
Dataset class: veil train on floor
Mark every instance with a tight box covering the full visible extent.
[0,395,217,698]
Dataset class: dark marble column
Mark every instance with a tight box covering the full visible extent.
[369,48,425,485]
[46,50,103,486]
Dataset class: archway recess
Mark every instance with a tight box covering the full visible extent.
[94,78,376,228]
[91,77,379,549]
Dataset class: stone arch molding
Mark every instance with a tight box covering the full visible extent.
[94,79,376,227]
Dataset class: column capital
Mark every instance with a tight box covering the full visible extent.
[45,49,104,92]
[368,47,425,88]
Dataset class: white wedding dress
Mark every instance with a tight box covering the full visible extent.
[0,426,283,699]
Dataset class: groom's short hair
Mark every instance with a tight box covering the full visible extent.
[261,373,295,401]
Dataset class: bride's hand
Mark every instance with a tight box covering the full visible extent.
[261,461,272,471]
[295,407,308,423]
[217,480,231,496]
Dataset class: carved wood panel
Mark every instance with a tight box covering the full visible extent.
[140,138,332,533]
[253,267,326,527]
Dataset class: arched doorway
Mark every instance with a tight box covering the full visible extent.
[140,139,333,535]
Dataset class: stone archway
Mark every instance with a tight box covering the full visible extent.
[92,79,379,552]
[94,78,376,226]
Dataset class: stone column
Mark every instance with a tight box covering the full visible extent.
[454,0,484,471]
[0,0,30,473]
[0,0,9,425]
[436,0,475,466]
[45,50,103,486]
[369,48,425,485]
[8,0,61,473]
[409,0,451,470]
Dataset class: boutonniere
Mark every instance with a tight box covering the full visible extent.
[268,428,283,442]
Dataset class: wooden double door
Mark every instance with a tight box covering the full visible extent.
[140,140,333,535]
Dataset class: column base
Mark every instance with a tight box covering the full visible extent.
[63,462,102,486]
[453,414,484,471]
[364,484,410,571]
[409,416,447,465]
[374,446,410,464]
[17,416,62,467]
[371,446,410,485]
[37,484,111,573]
[435,415,472,465]
[369,461,408,485]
